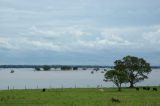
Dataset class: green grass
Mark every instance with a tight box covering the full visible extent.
[0,88,159,106]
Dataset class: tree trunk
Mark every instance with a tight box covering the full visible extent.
[118,87,121,91]
[129,81,134,88]
[129,72,135,88]
[118,84,121,91]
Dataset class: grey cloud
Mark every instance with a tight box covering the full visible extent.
[1,25,160,53]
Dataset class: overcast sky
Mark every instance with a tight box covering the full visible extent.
[0,0,160,65]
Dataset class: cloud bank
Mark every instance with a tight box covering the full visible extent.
[0,25,160,52]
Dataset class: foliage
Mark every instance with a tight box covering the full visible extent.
[10,70,15,73]
[119,56,151,87]
[104,56,151,90]
[42,65,51,71]
[61,66,72,70]
[104,69,128,91]
[35,67,40,71]
[73,67,78,70]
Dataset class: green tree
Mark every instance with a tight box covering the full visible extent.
[104,69,128,91]
[35,67,41,71]
[122,56,152,87]
[73,67,78,70]
[104,56,151,90]
[61,66,72,70]
[43,65,51,71]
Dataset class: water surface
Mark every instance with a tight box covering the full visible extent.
[0,68,159,90]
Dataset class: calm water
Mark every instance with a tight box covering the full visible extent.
[0,68,159,90]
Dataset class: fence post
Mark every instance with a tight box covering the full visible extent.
[8,85,9,90]
[25,85,27,90]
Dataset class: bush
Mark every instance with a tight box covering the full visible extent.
[43,65,51,71]
[61,66,72,70]
[35,67,41,71]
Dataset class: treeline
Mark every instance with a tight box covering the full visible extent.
[35,65,75,71]
[151,66,160,69]
[0,65,159,69]
[0,65,113,69]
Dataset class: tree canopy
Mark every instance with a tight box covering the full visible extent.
[35,67,41,71]
[104,55,152,90]
[121,56,152,87]
[104,69,128,91]
[43,65,51,71]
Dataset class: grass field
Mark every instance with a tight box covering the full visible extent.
[0,88,159,106]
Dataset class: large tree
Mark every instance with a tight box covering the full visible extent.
[104,69,128,91]
[116,56,152,88]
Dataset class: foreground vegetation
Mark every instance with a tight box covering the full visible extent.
[0,87,159,106]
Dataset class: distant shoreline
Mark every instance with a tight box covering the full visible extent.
[0,65,160,69]
[0,65,112,69]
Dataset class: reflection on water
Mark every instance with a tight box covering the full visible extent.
[0,68,159,90]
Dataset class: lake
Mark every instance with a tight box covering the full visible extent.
[0,68,159,90]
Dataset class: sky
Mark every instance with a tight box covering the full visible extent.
[0,0,160,66]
